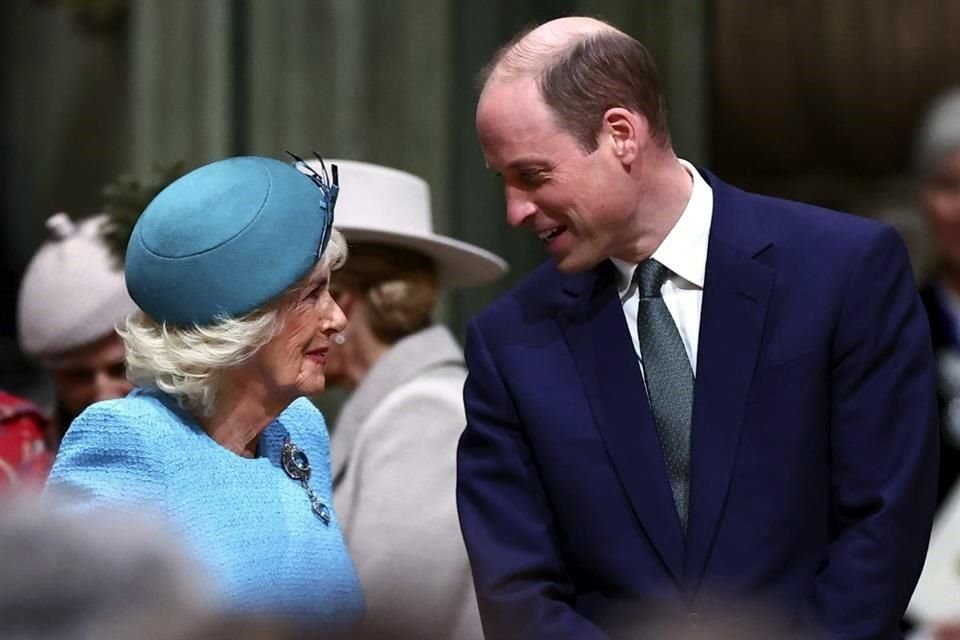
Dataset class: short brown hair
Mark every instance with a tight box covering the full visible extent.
[539,30,670,151]
[480,27,671,152]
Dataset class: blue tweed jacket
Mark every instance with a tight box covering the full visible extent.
[46,388,364,627]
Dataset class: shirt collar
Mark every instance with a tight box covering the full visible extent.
[610,159,714,294]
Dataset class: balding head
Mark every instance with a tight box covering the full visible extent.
[478,16,671,151]
[487,17,616,84]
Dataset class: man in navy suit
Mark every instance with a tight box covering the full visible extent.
[456,16,940,640]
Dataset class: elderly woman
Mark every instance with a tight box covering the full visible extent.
[17,213,137,449]
[314,160,507,639]
[45,155,364,627]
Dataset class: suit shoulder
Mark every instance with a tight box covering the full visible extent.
[496,259,563,302]
[748,191,894,248]
[473,259,581,328]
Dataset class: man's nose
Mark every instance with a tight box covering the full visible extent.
[505,185,537,228]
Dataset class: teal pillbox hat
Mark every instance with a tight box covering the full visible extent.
[125,156,334,326]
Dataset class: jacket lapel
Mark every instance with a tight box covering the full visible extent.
[558,264,686,585]
[684,172,775,585]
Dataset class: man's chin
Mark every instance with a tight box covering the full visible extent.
[553,252,605,274]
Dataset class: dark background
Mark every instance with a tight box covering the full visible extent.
[3,0,959,404]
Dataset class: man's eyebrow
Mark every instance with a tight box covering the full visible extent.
[482,158,552,178]
[506,159,551,171]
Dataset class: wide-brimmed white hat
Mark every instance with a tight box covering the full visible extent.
[308,159,508,287]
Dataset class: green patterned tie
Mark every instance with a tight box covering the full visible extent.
[635,259,693,531]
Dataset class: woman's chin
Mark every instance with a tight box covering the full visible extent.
[295,374,327,398]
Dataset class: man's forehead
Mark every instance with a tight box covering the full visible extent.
[479,77,539,108]
[478,88,555,139]
[478,126,552,168]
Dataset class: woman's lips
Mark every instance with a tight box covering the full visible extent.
[306,348,327,365]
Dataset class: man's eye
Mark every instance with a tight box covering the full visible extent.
[518,171,548,186]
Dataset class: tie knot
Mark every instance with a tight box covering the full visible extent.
[635,259,670,298]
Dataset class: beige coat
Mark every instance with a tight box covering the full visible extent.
[331,326,482,639]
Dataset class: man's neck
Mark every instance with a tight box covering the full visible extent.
[620,154,694,264]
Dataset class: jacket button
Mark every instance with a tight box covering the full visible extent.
[687,611,701,631]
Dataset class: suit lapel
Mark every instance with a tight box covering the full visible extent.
[558,264,685,585]
[684,172,775,585]
[554,171,776,588]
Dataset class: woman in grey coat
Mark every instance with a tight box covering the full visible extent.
[314,160,507,640]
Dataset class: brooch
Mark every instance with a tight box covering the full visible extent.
[281,437,331,524]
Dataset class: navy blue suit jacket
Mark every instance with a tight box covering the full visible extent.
[457,170,940,639]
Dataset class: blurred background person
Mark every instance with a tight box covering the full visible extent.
[0,390,52,491]
[2,498,437,640]
[916,87,960,507]
[0,498,213,640]
[46,155,364,628]
[908,87,960,640]
[16,212,137,450]
[316,159,506,639]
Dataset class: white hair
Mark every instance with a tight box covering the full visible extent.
[119,229,347,416]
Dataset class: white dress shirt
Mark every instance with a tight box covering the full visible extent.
[609,159,714,376]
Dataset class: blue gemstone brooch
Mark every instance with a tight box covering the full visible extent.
[281,437,331,524]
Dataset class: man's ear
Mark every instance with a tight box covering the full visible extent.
[601,107,646,164]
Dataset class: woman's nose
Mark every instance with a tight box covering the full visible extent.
[326,299,348,334]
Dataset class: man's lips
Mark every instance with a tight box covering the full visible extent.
[537,226,566,243]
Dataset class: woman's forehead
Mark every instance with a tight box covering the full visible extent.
[306,264,331,283]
